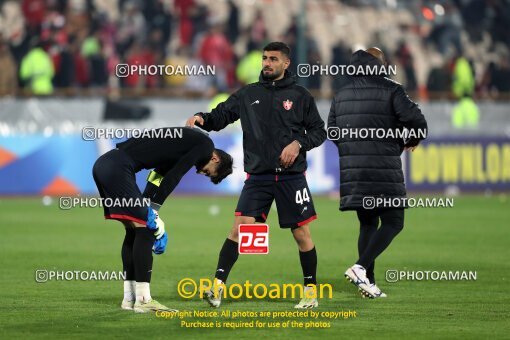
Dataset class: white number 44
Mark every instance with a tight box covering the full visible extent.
[295,188,310,205]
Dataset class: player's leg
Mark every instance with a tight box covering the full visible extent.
[121,221,136,310]
[215,215,256,283]
[204,178,273,307]
[131,220,156,311]
[291,223,315,252]
[203,215,255,307]
[131,209,175,313]
[355,208,404,297]
[291,224,317,289]
[93,150,140,310]
[291,223,319,308]
[356,208,404,273]
[346,208,404,298]
[356,209,379,284]
[131,217,175,313]
[275,175,318,308]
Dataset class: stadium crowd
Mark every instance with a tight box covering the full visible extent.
[0,0,508,99]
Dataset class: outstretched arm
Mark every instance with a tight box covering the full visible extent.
[185,91,241,131]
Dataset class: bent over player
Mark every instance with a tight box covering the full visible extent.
[92,127,233,313]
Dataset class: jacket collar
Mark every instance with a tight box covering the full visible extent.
[259,70,296,88]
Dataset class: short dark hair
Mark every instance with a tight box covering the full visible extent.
[263,42,291,58]
[211,149,233,184]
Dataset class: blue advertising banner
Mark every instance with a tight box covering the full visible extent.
[1,134,509,195]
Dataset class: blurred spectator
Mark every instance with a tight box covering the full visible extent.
[199,23,235,91]
[458,0,487,43]
[487,56,510,93]
[82,30,108,87]
[451,55,479,129]
[249,10,267,49]
[146,1,172,54]
[189,3,209,47]
[452,55,475,99]
[116,1,146,56]
[22,0,46,34]
[164,46,190,87]
[226,0,239,44]
[331,41,351,92]
[10,34,32,73]
[2,1,27,57]
[147,29,166,57]
[122,40,157,89]
[395,41,417,92]
[426,60,452,96]
[307,42,322,90]
[0,35,17,95]
[208,92,230,111]
[427,4,463,55]
[19,39,54,95]
[452,97,480,129]
[285,16,322,90]
[72,37,90,87]
[489,0,510,46]
[184,48,214,93]
[174,0,195,47]
[236,49,262,85]
[51,34,76,88]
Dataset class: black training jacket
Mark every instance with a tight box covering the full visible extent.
[328,50,428,210]
[196,70,326,174]
[117,127,213,205]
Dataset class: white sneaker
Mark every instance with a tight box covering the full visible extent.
[345,264,378,298]
[294,286,318,309]
[133,299,177,313]
[370,284,387,298]
[203,285,224,308]
[121,299,135,310]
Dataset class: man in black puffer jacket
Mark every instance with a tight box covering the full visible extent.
[328,47,427,298]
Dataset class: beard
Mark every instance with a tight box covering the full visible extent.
[195,159,209,173]
[262,68,283,81]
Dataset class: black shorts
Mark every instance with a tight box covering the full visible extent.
[92,149,148,225]
[235,173,317,228]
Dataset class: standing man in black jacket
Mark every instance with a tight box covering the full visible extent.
[186,42,327,309]
[328,47,427,298]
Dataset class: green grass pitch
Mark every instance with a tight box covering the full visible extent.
[1,195,509,339]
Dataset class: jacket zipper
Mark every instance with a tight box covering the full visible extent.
[271,81,282,173]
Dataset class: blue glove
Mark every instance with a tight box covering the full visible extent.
[153,231,168,255]
[146,207,157,230]
[146,207,165,239]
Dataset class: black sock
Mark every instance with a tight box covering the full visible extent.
[357,211,378,283]
[299,247,317,286]
[133,228,155,283]
[215,238,239,283]
[121,227,136,280]
[357,226,400,269]
[357,209,404,269]
[366,262,375,284]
